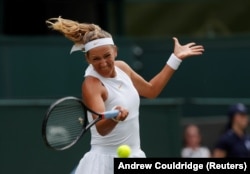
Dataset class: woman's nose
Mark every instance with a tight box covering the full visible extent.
[99,59,108,66]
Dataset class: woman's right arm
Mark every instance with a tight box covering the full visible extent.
[82,76,128,136]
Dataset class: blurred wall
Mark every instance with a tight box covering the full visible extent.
[1,35,250,158]
[1,36,250,102]
[0,98,182,174]
[1,0,250,173]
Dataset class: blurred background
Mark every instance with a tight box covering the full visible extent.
[1,0,250,173]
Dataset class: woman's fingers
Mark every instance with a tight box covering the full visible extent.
[186,42,196,47]
[114,106,129,121]
[173,37,180,46]
[190,45,204,49]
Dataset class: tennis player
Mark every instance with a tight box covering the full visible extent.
[46,16,204,174]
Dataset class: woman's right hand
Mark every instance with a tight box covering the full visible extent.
[113,106,129,121]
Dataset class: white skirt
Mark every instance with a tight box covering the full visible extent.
[74,145,146,174]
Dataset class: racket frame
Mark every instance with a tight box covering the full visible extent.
[42,96,112,151]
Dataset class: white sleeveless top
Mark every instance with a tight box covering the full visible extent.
[84,64,141,149]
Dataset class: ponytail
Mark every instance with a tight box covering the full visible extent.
[46,16,111,45]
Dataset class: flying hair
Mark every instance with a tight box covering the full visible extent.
[46,16,112,45]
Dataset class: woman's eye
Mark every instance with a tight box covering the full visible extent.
[104,54,110,58]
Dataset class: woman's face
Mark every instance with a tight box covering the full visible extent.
[234,113,249,130]
[86,45,117,78]
[185,125,201,148]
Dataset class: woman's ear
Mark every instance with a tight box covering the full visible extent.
[113,46,118,58]
[85,53,91,64]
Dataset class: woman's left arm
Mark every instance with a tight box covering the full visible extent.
[117,37,204,98]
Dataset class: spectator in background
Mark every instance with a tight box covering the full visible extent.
[181,124,210,158]
[213,103,250,157]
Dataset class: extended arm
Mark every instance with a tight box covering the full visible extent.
[117,37,204,98]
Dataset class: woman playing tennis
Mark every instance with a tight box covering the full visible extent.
[46,17,204,174]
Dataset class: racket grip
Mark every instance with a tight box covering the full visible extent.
[103,110,119,119]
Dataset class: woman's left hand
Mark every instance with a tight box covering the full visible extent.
[173,37,204,60]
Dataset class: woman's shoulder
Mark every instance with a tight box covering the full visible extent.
[115,60,132,77]
[82,76,102,88]
[115,60,129,69]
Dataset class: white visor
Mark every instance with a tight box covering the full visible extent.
[85,38,114,52]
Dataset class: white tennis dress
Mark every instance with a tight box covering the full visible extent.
[74,64,146,174]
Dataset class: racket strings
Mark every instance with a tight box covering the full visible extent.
[45,100,86,149]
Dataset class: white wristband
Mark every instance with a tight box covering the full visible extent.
[166,53,182,70]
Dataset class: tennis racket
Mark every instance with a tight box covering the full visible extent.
[42,96,119,151]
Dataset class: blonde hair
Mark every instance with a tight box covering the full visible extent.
[46,16,112,45]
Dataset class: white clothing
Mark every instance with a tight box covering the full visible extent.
[75,65,145,174]
[181,147,210,158]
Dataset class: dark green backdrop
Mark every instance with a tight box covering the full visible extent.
[1,36,250,99]
[1,35,250,173]
[0,98,182,174]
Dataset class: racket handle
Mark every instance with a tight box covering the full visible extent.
[103,110,119,119]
